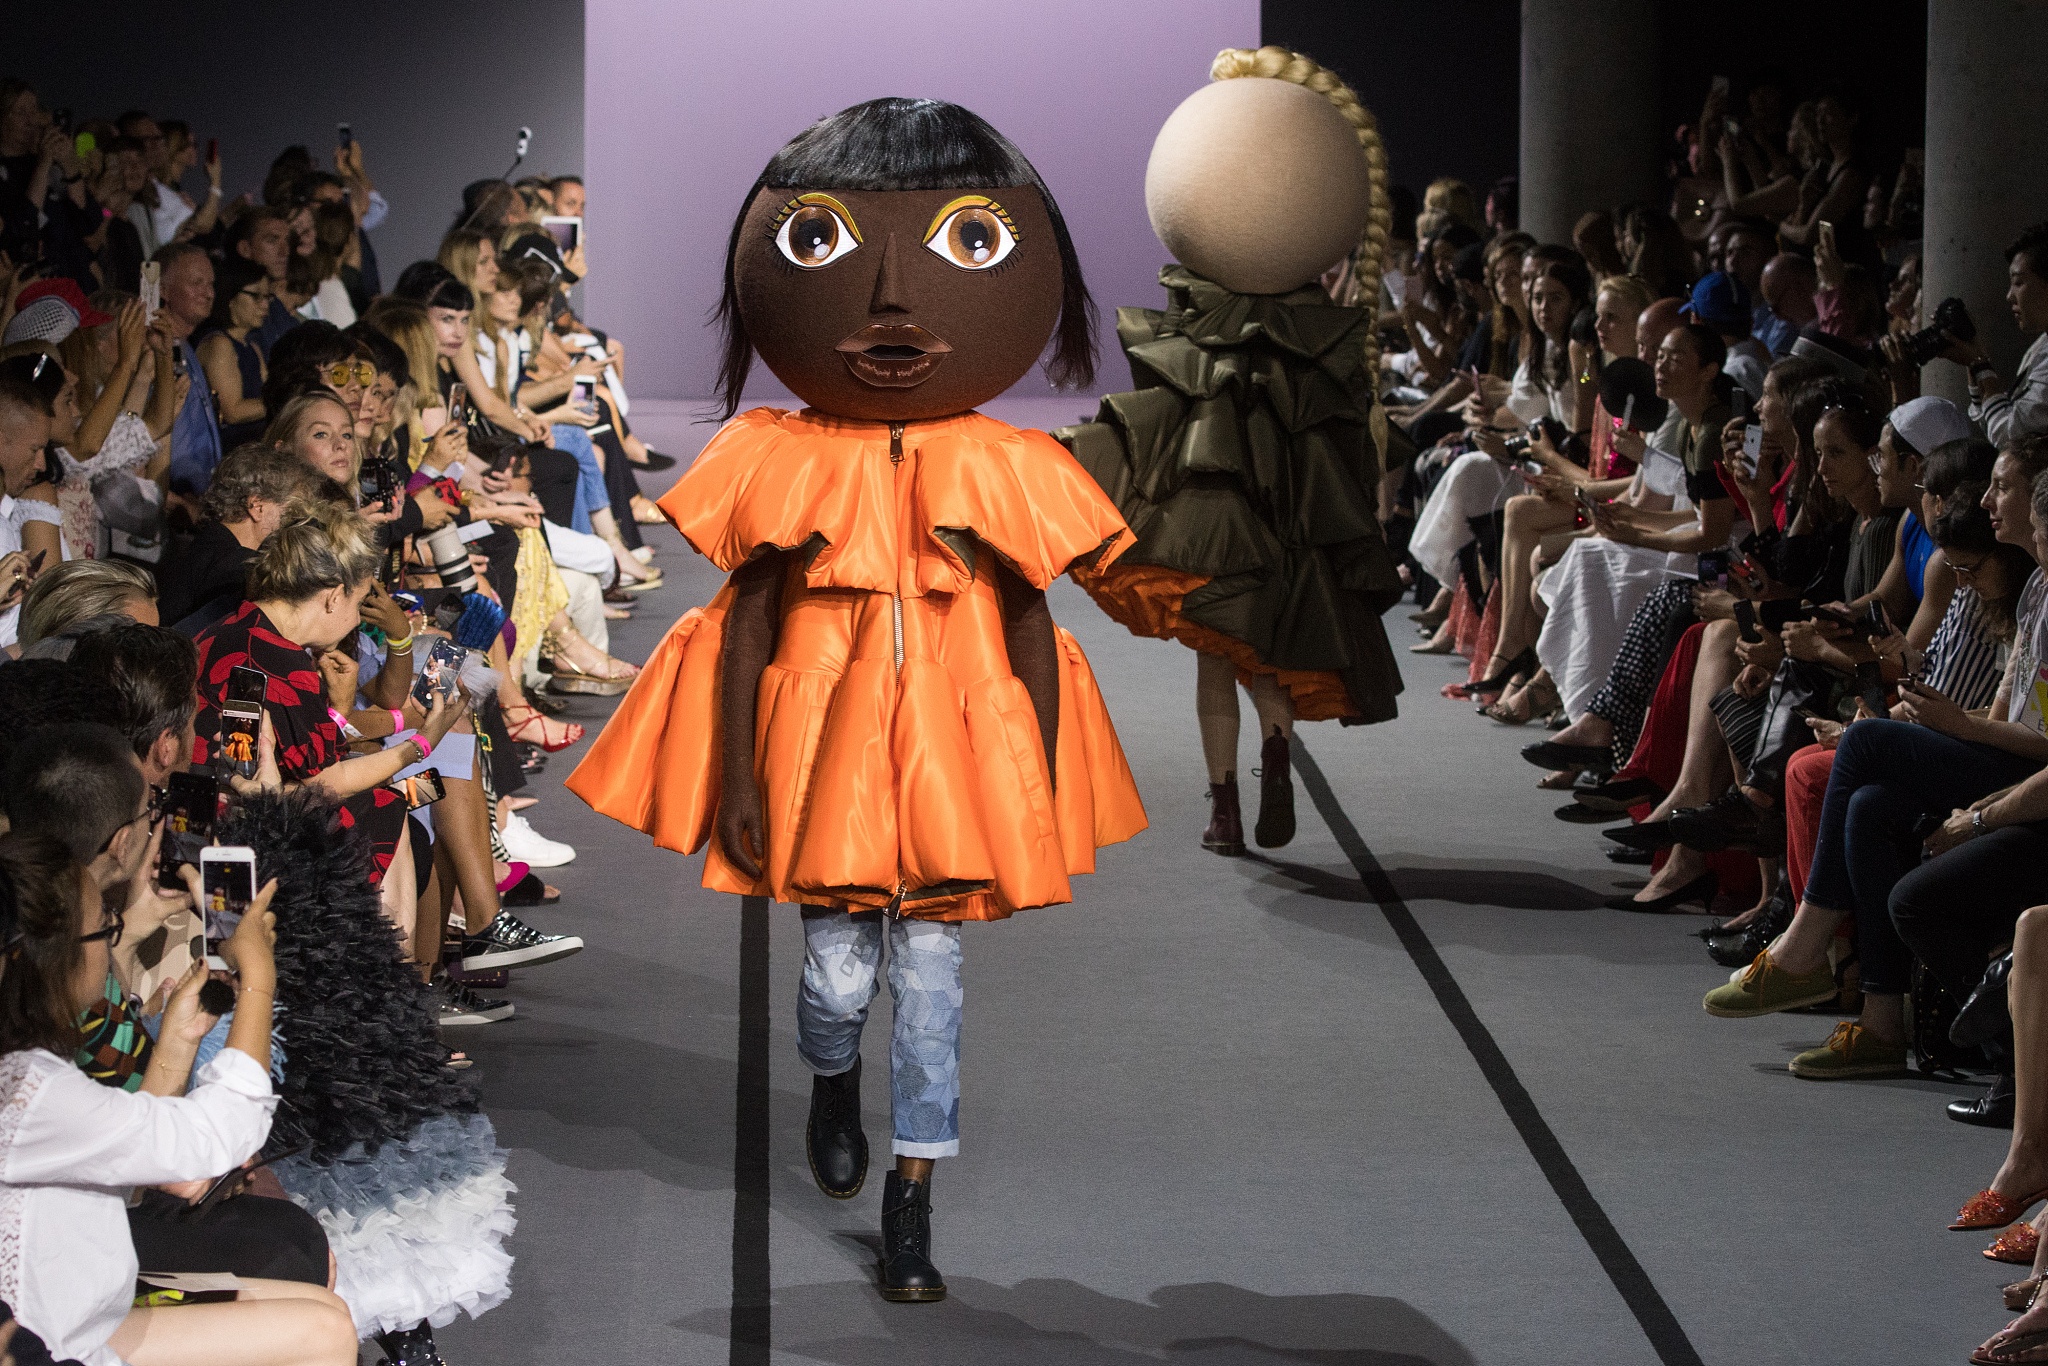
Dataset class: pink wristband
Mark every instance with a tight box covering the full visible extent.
[389,708,404,731]
[411,733,434,763]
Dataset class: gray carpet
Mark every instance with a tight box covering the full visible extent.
[435,513,2012,1364]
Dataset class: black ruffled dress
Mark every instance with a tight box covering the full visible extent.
[1055,266,1403,722]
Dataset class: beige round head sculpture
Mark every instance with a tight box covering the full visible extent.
[1144,46,1389,298]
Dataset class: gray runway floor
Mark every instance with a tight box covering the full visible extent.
[438,517,2012,1365]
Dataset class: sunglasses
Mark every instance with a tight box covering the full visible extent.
[322,361,377,387]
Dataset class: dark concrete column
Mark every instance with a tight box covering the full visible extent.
[1518,0,1662,245]
[1920,0,2048,402]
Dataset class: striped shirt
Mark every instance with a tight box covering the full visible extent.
[1922,585,2007,710]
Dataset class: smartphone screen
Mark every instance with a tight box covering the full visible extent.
[392,770,446,809]
[447,382,469,430]
[217,666,266,779]
[158,772,218,890]
[200,847,255,964]
[411,639,466,709]
[139,261,161,325]
[570,377,594,411]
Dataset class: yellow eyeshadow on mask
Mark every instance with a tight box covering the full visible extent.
[768,192,862,243]
[922,195,1020,245]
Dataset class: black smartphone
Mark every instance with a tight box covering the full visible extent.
[25,549,46,576]
[180,1143,313,1222]
[216,666,266,780]
[389,770,446,809]
[1730,387,1752,424]
[157,772,218,890]
[337,122,352,150]
[206,136,217,163]
[1733,599,1761,644]
[1696,550,1729,589]
[411,638,466,708]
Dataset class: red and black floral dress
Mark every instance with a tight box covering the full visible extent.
[191,600,407,883]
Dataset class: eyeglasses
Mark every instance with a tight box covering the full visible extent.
[79,902,124,948]
[322,361,377,387]
[97,787,163,855]
[1950,557,1987,577]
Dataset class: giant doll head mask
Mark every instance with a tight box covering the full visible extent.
[1145,47,1388,297]
[715,98,1097,422]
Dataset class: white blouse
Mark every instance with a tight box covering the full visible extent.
[0,1047,275,1366]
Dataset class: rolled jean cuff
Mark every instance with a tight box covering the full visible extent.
[891,1139,958,1159]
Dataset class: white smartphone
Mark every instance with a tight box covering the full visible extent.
[199,845,256,970]
[1742,423,1764,465]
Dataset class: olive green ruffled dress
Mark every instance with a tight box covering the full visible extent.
[1056,266,1403,723]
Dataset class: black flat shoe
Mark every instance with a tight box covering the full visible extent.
[1949,1074,2016,1128]
[1574,776,1664,814]
[806,1057,868,1199]
[1253,728,1296,849]
[1603,820,1679,851]
[1702,876,1793,966]
[1521,740,1610,770]
[879,1171,946,1302]
[1602,871,1716,914]
[628,449,678,471]
[1605,846,1655,865]
[1554,802,1616,824]
[502,871,559,907]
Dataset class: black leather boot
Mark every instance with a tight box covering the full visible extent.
[1203,776,1245,856]
[1950,1073,2017,1128]
[806,1057,868,1199]
[1254,726,1295,849]
[376,1323,447,1366]
[878,1170,946,1302]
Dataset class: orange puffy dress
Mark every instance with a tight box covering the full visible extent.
[566,408,1149,922]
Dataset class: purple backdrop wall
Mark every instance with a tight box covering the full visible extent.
[583,0,1257,407]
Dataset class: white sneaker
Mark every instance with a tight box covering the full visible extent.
[500,811,576,867]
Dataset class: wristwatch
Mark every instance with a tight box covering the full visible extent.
[1972,808,1989,837]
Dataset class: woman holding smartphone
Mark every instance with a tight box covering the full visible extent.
[0,831,358,1366]
[188,502,467,884]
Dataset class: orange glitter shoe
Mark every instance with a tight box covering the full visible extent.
[1957,1188,2048,1232]
[1986,1223,2042,1265]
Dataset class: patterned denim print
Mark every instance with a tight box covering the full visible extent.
[796,909,963,1157]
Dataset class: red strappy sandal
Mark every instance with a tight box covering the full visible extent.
[504,704,584,752]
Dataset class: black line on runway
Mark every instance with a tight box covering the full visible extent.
[1290,739,1705,1366]
[729,895,772,1364]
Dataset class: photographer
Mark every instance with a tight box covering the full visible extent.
[1954,222,2048,448]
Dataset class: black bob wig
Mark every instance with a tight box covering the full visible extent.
[711,97,1097,420]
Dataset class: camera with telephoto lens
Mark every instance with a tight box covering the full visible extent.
[1897,297,1975,368]
[419,522,479,594]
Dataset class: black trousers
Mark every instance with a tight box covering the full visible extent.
[524,446,582,530]
[126,1188,329,1285]
[1890,821,2048,1006]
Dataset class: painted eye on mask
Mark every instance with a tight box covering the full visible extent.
[923,196,1020,271]
[772,194,862,269]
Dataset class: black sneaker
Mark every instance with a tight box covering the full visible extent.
[460,908,584,971]
[439,979,514,1026]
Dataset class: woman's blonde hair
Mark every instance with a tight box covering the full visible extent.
[263,390,361,490]
[246,499,381,604]
[18,558,155,648]
[360,298,442,466]
[1209,45,1392,382]
[1423,178,1480,233]
[1595,274,1658,347]
[437,228,494,297]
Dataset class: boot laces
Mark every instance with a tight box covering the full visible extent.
[886,1187,931,1257]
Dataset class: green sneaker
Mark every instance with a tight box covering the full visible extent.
[1788,1021,1909,1079]
[1703,950,1838,1018]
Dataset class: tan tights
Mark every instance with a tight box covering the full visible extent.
[1197,651,1295,784]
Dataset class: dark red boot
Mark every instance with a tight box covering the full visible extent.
[1203,775,1246,856]
[1255,726,1296,849]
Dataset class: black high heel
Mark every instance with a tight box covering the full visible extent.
[1469,646,1536,699]
[1603,871,1717,914]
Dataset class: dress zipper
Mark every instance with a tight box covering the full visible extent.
[888,420,907,913]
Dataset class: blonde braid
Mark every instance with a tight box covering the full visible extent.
[1210,46,1392,384]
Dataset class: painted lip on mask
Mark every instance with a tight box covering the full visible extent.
[835,323,954,389]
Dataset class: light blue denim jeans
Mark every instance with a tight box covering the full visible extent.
[550,424,607,534]
[796,907,962,1158]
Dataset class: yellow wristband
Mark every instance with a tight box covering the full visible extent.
[387,634,413,653]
